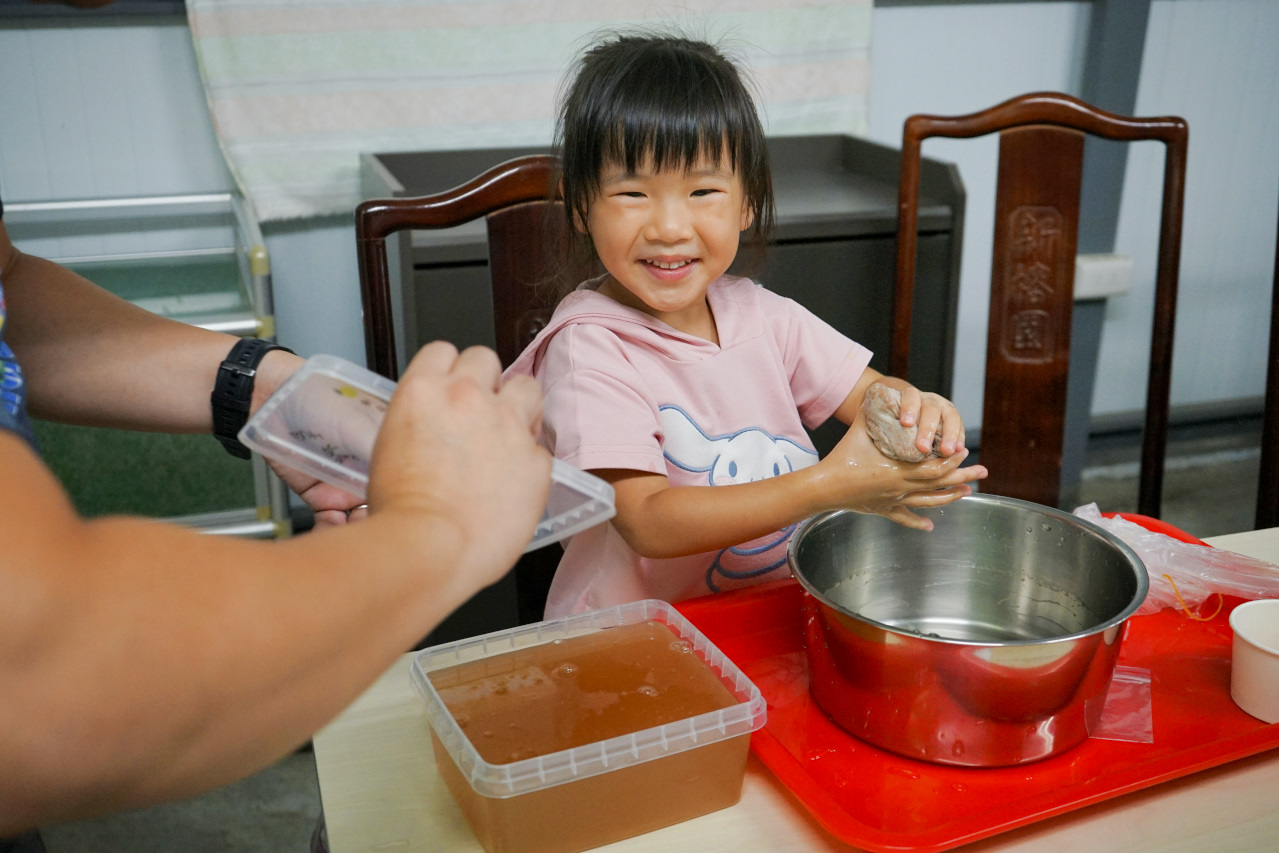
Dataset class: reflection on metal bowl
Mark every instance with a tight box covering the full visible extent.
[788,494,1148,767]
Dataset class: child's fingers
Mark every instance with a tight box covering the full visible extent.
[941,418,966,455]
[914,396,943,455]
[904,447,969,480]
[933,398,966,455]
[897,384,922,427]
[933,463,987,490]
[908,458,988,492]
[886,505,934,532]
[901,484,974,508]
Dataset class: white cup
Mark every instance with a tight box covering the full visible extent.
[1229,599,1279,724]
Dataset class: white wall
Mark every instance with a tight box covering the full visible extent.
[0,16,364,364]
[3,2,1276,421]
[868,1,1093,426]
[1101,0,1279,416]
[0,20,231,200]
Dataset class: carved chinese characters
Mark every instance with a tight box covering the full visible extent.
[1002,206,1064,363]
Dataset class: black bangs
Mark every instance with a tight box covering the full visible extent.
[553,33,775,287]
[588,42,748,180]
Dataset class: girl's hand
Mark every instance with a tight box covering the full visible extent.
[819,405,987,531]
[879,378,966,458]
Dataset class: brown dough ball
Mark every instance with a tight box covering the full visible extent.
[863,382,941,463]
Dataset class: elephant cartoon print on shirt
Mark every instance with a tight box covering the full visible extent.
[659,405,819,593]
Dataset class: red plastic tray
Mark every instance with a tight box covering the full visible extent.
[674,517,1279,852]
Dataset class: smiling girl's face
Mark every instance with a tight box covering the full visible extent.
[585,154,753,341]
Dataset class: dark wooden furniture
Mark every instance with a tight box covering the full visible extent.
[355,154,562,378]
[892,92,1188,517]
[355,154,565,640]
[1258,191,1279,530]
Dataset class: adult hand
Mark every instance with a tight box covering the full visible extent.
[820,405,986,531]
[368,342,551,587]
[247,349,372,527]
[265,464,369,528]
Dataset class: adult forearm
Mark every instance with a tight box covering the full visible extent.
[0,242,249,431]
[0,341,548,833]
[0,493,477,831]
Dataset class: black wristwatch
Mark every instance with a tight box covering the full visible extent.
[211,337,294,458]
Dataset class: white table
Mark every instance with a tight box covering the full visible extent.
[313,527,1279,853]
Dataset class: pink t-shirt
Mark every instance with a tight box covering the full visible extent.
[505,275,872,617]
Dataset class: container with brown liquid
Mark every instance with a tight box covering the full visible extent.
[412,600,767,853]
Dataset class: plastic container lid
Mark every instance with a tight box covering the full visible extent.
[410,599,768,798]
[238,354,615,552]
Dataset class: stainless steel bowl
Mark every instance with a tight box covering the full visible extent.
[788,494,1148,766]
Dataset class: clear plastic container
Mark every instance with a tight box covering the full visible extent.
[238,354,615,551]
[411,599,768,853]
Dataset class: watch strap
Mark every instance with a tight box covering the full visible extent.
[211,337,294,458]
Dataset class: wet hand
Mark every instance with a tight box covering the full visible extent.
[821,406,986,531]
[885,381,966,458]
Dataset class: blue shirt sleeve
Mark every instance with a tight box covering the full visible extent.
[0,282,38,450]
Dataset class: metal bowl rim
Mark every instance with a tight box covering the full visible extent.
[786,493,1150,647]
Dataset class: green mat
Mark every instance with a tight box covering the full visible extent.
[32,421,256,519]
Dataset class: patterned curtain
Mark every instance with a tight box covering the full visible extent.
[186,0,872,222]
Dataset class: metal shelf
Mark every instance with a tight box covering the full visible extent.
[6,192,291,538]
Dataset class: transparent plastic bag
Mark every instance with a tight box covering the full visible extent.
[1087,665,1154,744]
[1074,503,1279,617]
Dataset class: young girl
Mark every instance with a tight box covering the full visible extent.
[506,33,986,618]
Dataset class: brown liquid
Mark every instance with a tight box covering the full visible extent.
[428,621,750,853]
[429,620,740,763]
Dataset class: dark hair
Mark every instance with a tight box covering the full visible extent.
[548,33,775,300]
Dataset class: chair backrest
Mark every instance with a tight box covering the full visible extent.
[1258,196,1279,530]
[354,154,564,379]
[354,154,566,628]
[892,92,1187,517]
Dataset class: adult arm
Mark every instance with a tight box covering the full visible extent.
[0,220,300,433]
[0,220,372,524]
[0,343,551,834]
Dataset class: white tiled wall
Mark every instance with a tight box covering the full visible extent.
[1101,0,1279,417]
[0,19,232,200]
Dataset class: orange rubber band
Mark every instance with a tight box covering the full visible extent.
[1162,573,1224,621]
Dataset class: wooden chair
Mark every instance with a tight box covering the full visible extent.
[355,154,563,378]
[892,92,1187,517]
[1258,192,1279,530]
[355,154,566,628]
